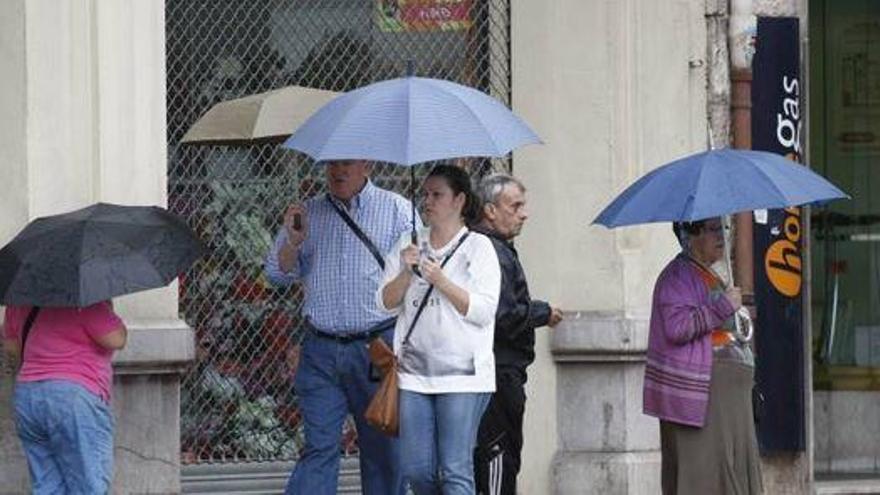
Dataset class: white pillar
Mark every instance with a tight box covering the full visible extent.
[0,1,192,493]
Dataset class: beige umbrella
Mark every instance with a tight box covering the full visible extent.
[181,86,339,145]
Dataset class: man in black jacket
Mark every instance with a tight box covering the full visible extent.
[473,173,563,495]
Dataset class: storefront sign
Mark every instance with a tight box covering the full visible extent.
[377,0,472,32]
[751,16,806,452]
[836,20,880,156]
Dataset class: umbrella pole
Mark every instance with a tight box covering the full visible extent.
[407,58,417,245]
[411,167,417,244]
[722,215,749,339]
[410,166,422,277]
[722,215,735,285]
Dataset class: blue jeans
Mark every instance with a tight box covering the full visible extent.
[399,390,491,495]
[14,380,114,494]
[286,329,403,495]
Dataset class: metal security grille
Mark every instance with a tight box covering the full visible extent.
[166,0,511,465]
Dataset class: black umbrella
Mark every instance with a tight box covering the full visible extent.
[0,203,206,307]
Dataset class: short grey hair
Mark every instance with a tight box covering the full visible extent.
[476,173,526,206]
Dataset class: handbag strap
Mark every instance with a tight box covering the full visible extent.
[18,306,41,371]
[327,194,385,270]
[403,231,470,343]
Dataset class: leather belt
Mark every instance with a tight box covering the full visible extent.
[306,319,394,344]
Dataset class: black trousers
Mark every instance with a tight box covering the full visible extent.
[475,371,526,495]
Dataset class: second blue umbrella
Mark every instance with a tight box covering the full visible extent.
[593,149,849,228]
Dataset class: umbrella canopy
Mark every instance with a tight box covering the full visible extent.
[593,149,849,228]
[0,203,205,307]
[181,86,339,145]
[282,76,541,166]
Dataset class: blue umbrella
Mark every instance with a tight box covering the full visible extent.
[282,76,541,166]
[594,149,849,342]
[593,149,849,228]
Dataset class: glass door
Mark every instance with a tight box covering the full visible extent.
[810,0,880,476]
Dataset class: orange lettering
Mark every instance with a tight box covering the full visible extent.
[784,216,801,242]
[766,239,802,297]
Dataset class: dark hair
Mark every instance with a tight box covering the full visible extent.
[426,164,481,225]
[672,220,707,245]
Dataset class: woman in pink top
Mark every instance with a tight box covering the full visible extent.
[2,301,127,494]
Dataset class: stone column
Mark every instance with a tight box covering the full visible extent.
[0,1,192,493]
[551,313,660,494]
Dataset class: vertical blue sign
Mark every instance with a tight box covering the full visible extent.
[752,16,806,452]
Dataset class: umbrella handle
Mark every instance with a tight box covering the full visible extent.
[736,307,753,342]
[410,227,421,277]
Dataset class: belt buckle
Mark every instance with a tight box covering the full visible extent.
[337,333,358,343]
[326,330,363,343]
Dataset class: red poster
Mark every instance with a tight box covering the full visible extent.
[377,0,472,32]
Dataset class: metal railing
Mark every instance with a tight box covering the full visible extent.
[166,0,511,464]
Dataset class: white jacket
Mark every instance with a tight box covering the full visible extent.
[377,226,501,394]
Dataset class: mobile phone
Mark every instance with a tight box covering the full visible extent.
[293,213,302,230]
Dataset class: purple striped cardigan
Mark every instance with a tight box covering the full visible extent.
[642,254,736,427]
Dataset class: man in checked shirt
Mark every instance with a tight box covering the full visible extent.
[265,160,417,495]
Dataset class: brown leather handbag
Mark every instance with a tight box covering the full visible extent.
[364,338,400,435]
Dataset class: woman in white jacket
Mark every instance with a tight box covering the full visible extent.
[379,164,501,495]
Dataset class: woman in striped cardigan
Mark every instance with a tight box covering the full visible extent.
[642,218,763,494]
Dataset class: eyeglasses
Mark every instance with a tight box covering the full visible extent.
[701,224,728,235]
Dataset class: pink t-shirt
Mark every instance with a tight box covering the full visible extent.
[3,302,124,402]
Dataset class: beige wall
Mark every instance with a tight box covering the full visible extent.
[512,0,706,315]
[0,0,174,318]
[0,0,28,248]
[511,0,709,492]
[0,1,191,492]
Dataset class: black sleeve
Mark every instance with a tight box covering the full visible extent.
[494,243,533,341]
[528,300,552,329]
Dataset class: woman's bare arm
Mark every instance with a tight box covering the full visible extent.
[93,326,128,350]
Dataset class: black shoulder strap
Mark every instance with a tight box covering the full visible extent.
[18,306,41,370]
[403,232,470,343]
[327,194,385,270]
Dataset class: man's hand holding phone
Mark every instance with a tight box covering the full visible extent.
[283,205,308,248]
[279,205,307,274]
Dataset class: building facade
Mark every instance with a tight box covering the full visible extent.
[2,0,878,494]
